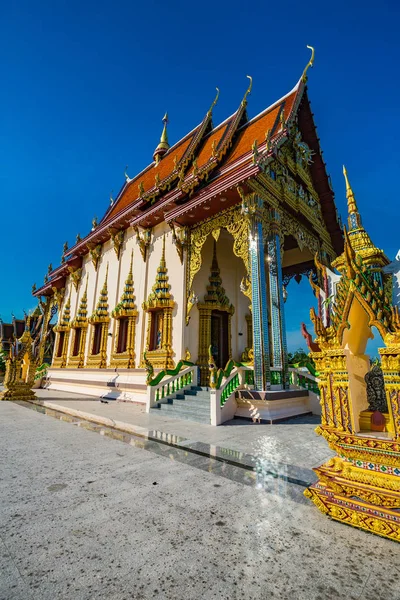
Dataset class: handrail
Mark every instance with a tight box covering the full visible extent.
[148,359,194,387]
[214,359,251,390]
[289,360,319,378]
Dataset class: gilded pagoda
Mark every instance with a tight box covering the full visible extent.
[32,48,343,413]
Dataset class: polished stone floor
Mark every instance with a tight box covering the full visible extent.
[1,401,399,600]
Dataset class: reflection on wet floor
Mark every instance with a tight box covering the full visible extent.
[14,400,311,503]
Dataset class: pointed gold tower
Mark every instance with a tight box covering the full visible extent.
[111,253,138,368]
[142,236,175,369]
[332,166,388,272]
[153,113,170,164]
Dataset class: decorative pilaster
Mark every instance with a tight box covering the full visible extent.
[244,195,271,390]
[266,209,289,387]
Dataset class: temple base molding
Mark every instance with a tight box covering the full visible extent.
[235,389,312,422]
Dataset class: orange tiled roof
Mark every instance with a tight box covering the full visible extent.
[225,89,297,166]
[197,123,227,168]
[106,132,194,221]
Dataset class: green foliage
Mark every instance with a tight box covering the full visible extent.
[288,347,312,365]
[0,349,7,373]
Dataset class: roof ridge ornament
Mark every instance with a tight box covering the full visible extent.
[301,45,315,83]
[207,88,220,117]
[241,75,253,107]
[153,113,170,164]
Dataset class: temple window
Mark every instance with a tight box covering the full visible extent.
[141,235,175,370]
[110,252,138,369]
[116,317,129,354]
[72,328,82,356]
[56,332,65,358]
[92,324,102,355]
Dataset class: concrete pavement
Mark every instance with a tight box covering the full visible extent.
[1,401,399,600]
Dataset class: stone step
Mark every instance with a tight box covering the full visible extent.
[156,402,210,416]
[150,407,210,424]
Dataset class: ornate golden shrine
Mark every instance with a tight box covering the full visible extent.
[52,293,71,368]
[87,267,110,369]
[0,323,37,401]
[304,168,400,542]
[141,236,175,369]
[110,253,138,368]
[197,240,234,385]
[67,279,89,368]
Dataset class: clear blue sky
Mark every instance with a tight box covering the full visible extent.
[1,0,399,355]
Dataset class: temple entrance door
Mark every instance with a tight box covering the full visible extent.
[211,310,229,369]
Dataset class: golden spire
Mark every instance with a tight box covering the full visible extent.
[204,240,231,307]
[73,277,89,326]
[144,235,172,306]
[59,291,72,327]
[343,165,360,226]
[91,265,109,321]
[153,113,170,164]
[301,45,315,83]
[332,168,388,272]
[112,252,136,317]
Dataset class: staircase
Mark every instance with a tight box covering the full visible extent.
[150,385,211,424]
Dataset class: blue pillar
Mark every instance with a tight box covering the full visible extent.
[266,212,289,388]
[249,213,271,391]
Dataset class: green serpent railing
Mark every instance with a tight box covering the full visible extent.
[154,369,195,402]
[148,360,194,387]
[220,372,240,406]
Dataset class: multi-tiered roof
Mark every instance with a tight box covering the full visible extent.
[35,48,343,297]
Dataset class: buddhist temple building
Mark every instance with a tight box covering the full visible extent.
[33,48,344,417]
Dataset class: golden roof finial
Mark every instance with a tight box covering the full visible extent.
[301,45,315,83]
[153,113,170,164]
[343,165,362,230]
[207,88,220,117]
[241,75,253,107]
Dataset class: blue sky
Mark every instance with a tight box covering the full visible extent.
[1,1,399,355]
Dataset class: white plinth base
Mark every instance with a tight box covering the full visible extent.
[44,368,148,403]
[235,392,312,422]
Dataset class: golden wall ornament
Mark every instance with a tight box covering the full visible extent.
[305,168,400,543]
[110,252,138,368]
[169,223,189,264]
[89,244,102,272]
[87,266,110,369]
[68,266,82,291]
[141,236,175,369]
[110,229,125,260]
[134,227,152,262]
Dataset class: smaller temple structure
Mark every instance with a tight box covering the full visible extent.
[304,167,400,543]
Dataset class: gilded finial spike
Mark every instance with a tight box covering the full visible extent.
[153,112,170,163]
[242,75,253,106]
[207,88,220,116]
[343,165,361,229]
[129,250,134,274]
[301,45,315,83]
